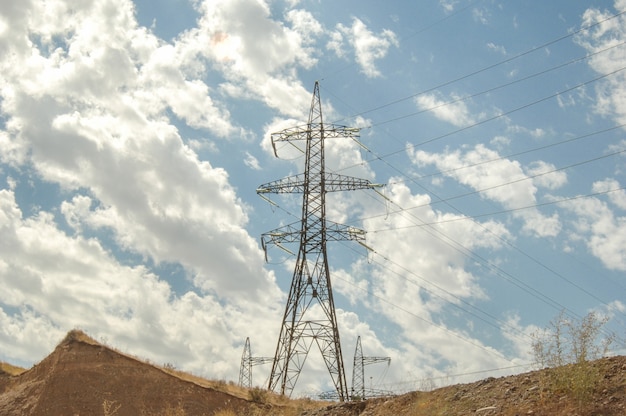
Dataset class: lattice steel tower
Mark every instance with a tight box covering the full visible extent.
[239,337,273,388]
[351,336,391,400]
[257,81,379,401]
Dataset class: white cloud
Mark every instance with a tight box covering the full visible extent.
[333,178,520,387]
[472,8,490,25]
[525,160,568,190]
[331,18,398,78]
[576,2,626,126]
[326,30,345,58]
[592,178,626,209]
[500,313,540,363]
[563,183,626,271]
[439,0,458,13]
[0,189,279,375]
[176,0,318,118]
[408,144,562,237]
[363,178,504,322]
[415,92,475,127]
[0,0,283,299]
[487,42,506,55]
[244,151,261,170]
[0,0,291,380]
[286,9,323,40]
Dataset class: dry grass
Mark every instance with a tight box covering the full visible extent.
[63,328,101,346]
[0,361,26,376]
[157,366,325,414]
[212,410,237,416]
[102,399,122,416]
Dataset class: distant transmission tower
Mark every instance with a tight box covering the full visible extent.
[239,337,273,388]
[258,81,380,401]
[351,336,391,400]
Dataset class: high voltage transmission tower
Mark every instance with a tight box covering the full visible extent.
[257,81,380,401]
[351,336,391,400]
[239,337,273,388]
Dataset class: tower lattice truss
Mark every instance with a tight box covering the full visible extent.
[257,81,379,401]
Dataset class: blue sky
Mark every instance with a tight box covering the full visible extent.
[1,0,625,397]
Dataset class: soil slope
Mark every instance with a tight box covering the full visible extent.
[1,330,624,415]
[0,330,275,415]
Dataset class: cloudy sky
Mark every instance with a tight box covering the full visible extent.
[1,0,626,397]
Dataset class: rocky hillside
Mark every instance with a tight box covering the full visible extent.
[0,330,624,415]
[303,356,626,415]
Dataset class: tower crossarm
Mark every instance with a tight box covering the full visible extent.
[270,125,360,157]
[362,357,391,366]
[250,357,274,366]
[261,221,366,251]
[257,173,382,194]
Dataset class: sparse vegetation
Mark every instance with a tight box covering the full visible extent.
[249,387,269,404]
[162,402,187,416]
[102,399,121,416]
[212,410,237,416]
[531,310,615,405]
[0,361,26,376]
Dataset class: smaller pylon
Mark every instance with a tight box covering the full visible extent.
[351,336,392,400]
[239,337,273,388]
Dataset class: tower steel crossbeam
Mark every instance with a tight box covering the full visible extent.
[258,82,379,401]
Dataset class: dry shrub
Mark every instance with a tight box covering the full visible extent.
[531,310,614,405]
[249,387,268,403]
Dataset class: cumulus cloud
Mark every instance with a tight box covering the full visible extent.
[0,0,279,300]
[330,18,398,78]
[0,0,286,379]
[525,161,568,190]
[176,0,317,118]
[0,189,277,375]
[415,92,476,127]
[593,178,626,209]
[350,178,517,381]
[562,183,626,271]
[408,144,562,237]
[576,1,626,126]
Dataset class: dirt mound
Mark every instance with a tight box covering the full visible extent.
[0,330,266,415]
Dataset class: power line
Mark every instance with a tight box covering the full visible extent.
[417,123,626,181]
[361,64,626,164]
[323,60,626,318]
[378,362,534,393]
[417,148,626,208]
[337,239,535,345]
[329,8,626,125]
[260,124,626,358]
[258,7,626,371]
[368,40,626,129]
[348,142,626,318]
[331,271,516,363]
[368,186,626,230]
[319,0,481,81]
